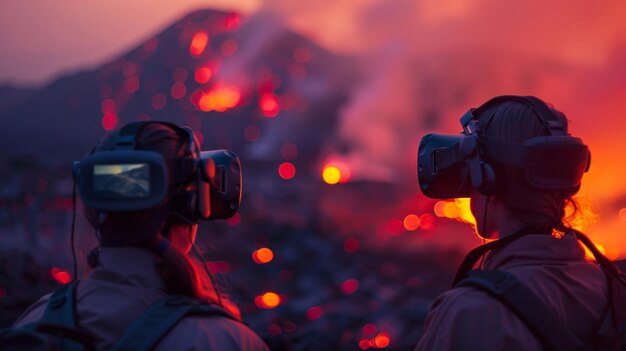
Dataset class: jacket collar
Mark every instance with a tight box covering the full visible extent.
[90,247,166,290]
[483,232,586,270]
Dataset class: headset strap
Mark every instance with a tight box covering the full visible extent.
[468,95,567,136]
[452,227,544,286]
[23,281,95,350]
[110,295,239,351]
[455,270,583,351]
[114,121,193,151]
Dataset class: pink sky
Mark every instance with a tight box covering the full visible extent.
[0,0,260,85]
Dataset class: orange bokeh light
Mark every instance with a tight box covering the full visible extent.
[255,292,281,309]
[322,163,351,185]
[189,32,209,56]
[403,214,421,231]
[198,87,240,112]
[253,247,274,264]
[323,166,341,184]
[372,333,391,348]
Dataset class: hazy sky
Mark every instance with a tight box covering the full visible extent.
[2,0,625,87]
[0,0,260,86]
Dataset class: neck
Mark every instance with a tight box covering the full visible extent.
[482,197,525,239]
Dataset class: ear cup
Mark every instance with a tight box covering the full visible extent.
[169,191,199,223]
[478,162,497,195]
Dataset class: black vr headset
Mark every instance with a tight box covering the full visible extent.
[73,121,242,222]
[417,95,591,199]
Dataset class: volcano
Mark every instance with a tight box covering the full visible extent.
[0,9,357,165]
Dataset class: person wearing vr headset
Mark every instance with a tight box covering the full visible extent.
[415,96,625,350]
[12,122,268,350]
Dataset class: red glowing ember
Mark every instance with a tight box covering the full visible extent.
[102,113,118,131]
[194,66,212,84]
[278,162,296,180]
[50,267,71,284]
[306,306,324,320]
[341,278,359,295]
[189,32,209,56]
[252,247,274,264]
[170,83,186,100]
[259,93,280,117]
[255,292,281,309]
[197,87,240,112]
[344,238,360,253]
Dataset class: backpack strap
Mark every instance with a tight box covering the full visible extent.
[456,270,583,351]
[110,295,239,351]
[20,281,95,351]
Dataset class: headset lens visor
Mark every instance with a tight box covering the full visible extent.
[93,164,150,198]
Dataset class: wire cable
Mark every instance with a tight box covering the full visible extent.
[191,239,224,307]
[71,181,78,281]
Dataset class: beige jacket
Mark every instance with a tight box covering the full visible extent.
[15,247,269,351]
[415,233,609,350]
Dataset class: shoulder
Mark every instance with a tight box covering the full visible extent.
[13,293,52,327]
[158,314,268,351]
[415,286,540,351]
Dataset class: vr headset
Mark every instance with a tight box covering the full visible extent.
[417,95,591,199]
[73,121,242,222]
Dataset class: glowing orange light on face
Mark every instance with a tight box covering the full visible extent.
[454,198,476,224]
[252,247,274,264]
[433,199,476,224]
[442,202,459,218]
[259,93,280,117]
[194,67,212,84]
[189,32,209,56]
[403,214,421,231]
[255,292,281,309]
